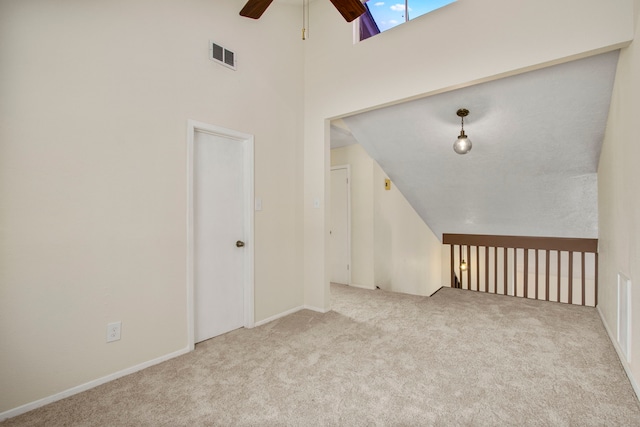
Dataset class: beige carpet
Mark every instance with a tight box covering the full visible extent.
[3,285,640,426]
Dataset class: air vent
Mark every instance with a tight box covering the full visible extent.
[209,41,236,70]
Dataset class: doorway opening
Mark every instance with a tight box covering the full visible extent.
[330,165,351,285]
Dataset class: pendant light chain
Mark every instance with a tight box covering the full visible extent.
[302,0,310,40]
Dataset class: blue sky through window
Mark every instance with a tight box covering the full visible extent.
[366,0,456,33]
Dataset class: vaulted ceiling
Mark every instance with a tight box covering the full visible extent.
[333,51,619,240]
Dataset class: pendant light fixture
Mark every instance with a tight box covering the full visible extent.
[460,256,468,272]
[453,108,472,155]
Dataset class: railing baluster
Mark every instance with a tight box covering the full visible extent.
[503,247,507,296]
[524,248,529,298]
[494,247,498,294]
[459,245,463,289]
[557,251,562,303]
[568,251,574,304]
[467,245,471,290]
[545,250,550,301]
[536,249,538,299]
[514,248,518,297]
[485,246,489,293]
[581,252,586,306]
[595,252,599,306]
[476,245,480,291]
[450,244,455,288]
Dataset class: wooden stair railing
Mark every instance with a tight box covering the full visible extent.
[443,234,598,307]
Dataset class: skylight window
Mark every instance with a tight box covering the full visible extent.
[359,0,456,41]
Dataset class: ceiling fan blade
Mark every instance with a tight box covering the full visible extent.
[329,0,367,22]
[240,0,275,19]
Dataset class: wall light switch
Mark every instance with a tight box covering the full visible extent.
[255,197,262,211]
[313,197,321,209]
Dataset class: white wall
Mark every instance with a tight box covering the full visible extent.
[0,0,304,414]
[598,0,640,395]
[373,163,442,296]
[304,0,634,311]
[330,144,442,295]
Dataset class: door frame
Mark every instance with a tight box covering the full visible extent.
[330,164,351,285]
[186,119,255,351]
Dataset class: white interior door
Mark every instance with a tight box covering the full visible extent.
[330,167,350,284]
[194,130,245,343]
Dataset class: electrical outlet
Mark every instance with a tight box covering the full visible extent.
[106,321,121,343]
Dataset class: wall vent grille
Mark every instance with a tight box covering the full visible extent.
[209,41,236,70]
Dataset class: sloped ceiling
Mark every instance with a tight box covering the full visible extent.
[336,51,619,240]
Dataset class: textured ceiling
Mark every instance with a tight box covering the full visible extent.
[338,51,619,240]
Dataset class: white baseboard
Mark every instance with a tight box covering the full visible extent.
[348,283,376,290]
[597,306,640,401]
[254,305,304,327]
[253,304,331,327]
[0,346,191,422]
[430,286,445,296]
[304,304,330,313]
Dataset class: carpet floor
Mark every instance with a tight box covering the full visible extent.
[3,284,640,426]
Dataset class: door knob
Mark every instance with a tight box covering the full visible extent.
[236,240,245,248]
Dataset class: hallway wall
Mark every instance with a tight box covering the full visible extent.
[331,145,442,295]
[598,0,640,396]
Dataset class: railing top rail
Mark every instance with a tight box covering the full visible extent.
[442,233,598,253]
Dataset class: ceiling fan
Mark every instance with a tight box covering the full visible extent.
[240,0,366,23]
